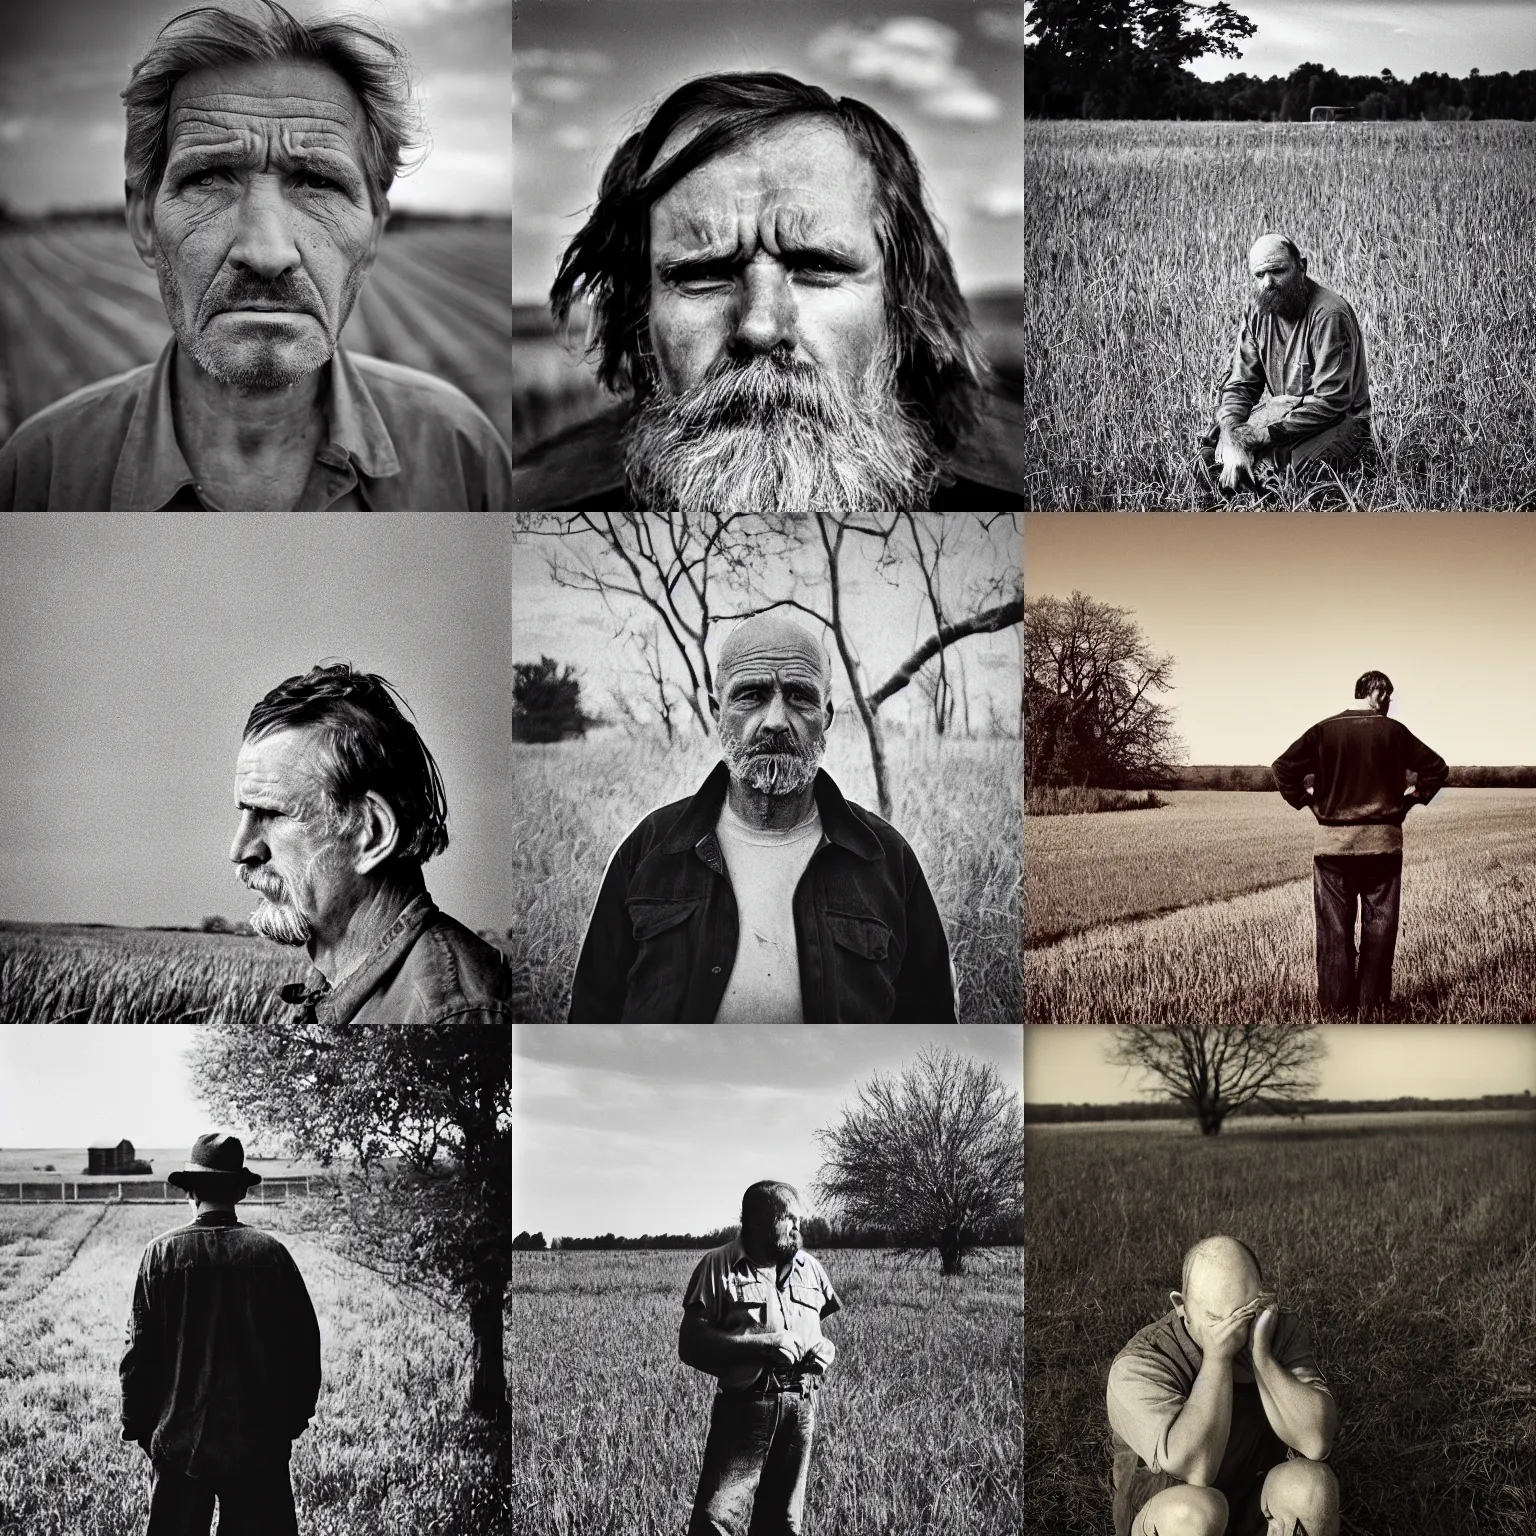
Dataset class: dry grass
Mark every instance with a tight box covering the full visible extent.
[511,1246,1022,1536]
[509,727,1022,1022]
[1025,1112,1536,1535]
[1024,121,1536,509]
[1025,786,1167,816]
[0,1204,508,1536]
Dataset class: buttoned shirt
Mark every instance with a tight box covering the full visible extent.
[0,338,511,510]
[682,1239,842,1391]
[278,891,514,1025]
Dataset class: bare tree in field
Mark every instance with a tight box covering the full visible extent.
[1025,590,1181,790]
[1107,1024,1326,1136]
[813,1046,1023,1275]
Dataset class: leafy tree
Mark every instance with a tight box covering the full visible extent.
[192,1022,510,1418]
[512,1230,547,1251]
[512,655,590,743]
[1107,1023,1325,1135]
[813,1046,1023,1275]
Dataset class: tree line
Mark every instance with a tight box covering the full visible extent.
[1150,765,1536,792]
[513,1214,1025,1252]
[1028,1092,1534,1123]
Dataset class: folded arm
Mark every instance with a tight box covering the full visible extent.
[677,1305,800,1378]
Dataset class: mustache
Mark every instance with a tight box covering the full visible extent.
[214,281,317,317]
[665,353,871,430]
[238,868,287,900]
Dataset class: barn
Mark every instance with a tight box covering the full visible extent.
[84,1139,153,1175]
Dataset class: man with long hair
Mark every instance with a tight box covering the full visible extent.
[513,71,1025,512]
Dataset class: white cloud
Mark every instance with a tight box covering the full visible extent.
[0,117,30,142]
[513,49,610,76]
[531,75,588,104]
[809,17,1002,122]
[972,183,1025,220]
[552,124,598,153]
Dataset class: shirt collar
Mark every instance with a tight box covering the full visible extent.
[192,1210,240,1227]
[277,890,436,1025]
[110,338,400,510]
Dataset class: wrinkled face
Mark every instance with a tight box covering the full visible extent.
[1249,242,1309,322]
[229,726,359,946]
[136,57,384,391]
[713,645,832,798]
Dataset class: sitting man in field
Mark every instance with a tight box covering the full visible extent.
[121,1133,321,1536]
[232,661,513,1023]
[679,1180,841,1536]
[1272,669,1447,1019]
[567,611,956,1022]
[511,70,1026,512]
[1108,1235,1339,1536]
[1199,234,1372,496]
[0,0,510,510]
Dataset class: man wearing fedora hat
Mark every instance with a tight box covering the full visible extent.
[121,1133,321,1536]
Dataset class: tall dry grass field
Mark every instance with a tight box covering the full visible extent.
[1026,790,1536,1023]
[1024,121,1536,509]
[511,1246,1022,1536]
[1026,1112,1536,1535]
[0,1204,508,1536]
[509,727,1022,1022]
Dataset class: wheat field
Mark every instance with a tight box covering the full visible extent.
[1023,121,1536,509]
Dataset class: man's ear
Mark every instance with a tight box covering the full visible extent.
[353,790,402,875]
[125,184,158,272]
[1170,1290,1186,1318]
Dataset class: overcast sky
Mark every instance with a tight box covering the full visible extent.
[0,514,511,932]
[1025,1026,1536,1104]
[0,0,511,216]
[513,1024,1022,1238]
[1025,513,1536,766]
[513,0,1025,303]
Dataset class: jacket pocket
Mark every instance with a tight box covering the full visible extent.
[826,909,897,1021]
[622,898,699,1020]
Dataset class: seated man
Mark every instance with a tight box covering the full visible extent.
[1200,234,1372,496]
[1107,1235,1339,1536]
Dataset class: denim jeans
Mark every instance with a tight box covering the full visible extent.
[687,1386,817,1536]
[146,1462,298,1536]
[1313,853,1402,1016]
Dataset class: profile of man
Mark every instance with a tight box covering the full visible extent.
[1199,234,1372,496]
[1272,670,1447,1018]
[232,661,513,1023]
[0,0,511,511]
[678,1181,841,1536]
[567,611,957,1022]
[1107,1235,1339,1536]
[511,71,1026,513]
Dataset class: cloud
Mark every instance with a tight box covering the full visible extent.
[808,17,1002,122]
[513,50,611,76]
[972,183,1025,220]
[530,75,589,104]
[552,124,599,153]
[0,118,29,142]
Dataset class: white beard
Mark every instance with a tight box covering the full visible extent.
[721,727,825,798]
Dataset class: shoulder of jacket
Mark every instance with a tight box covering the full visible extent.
[511,404,631,510]
[944,391,1028,498]
[2,363,152,454]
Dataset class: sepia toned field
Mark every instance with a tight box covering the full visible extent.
[1023,121,1536,509]
[0,219,511,449]
[1025,790,1536,1023]
[511,1246,1022,1536]
[509,729,1022,1023]
[0,1203,509,1536]
[1025,1111,1536,1536]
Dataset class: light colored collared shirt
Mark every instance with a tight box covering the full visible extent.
[0,338,511,510]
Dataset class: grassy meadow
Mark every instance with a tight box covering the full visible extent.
[0,1204,508,1536]
[508,727,1022,1022]
[1025,790,1536,1023]
[1023,121,1536,509]
[1025,1110,1536,1535]
[511,1246,1022,1536]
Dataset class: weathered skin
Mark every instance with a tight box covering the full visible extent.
[125,57,386,511]
[647,119,887,395]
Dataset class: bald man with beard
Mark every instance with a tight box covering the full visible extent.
[1200,234,1373,496]
[1108,1236,1339,1536]
[567,612,956,1022]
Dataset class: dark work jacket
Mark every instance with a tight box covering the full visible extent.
[121,1212,321,1478]
[510,393,1028,511]
[568,764,957,1023]
[1272,709,1448,825]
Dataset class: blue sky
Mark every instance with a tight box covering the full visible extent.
[0,0,511,215]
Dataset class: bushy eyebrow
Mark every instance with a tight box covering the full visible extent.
[167,142,363,192]
[659,242,864,283]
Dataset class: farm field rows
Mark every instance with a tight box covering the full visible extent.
[1025,1112,1536,1535]
[509,729,1022,1023]
[0,1204,508,1536]
[1023,121,1536,509]
[1026,790,1536,1023]
[511,1247,1022,1536]
[0,221,510,450]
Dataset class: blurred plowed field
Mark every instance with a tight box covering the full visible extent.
[0,219,510,449]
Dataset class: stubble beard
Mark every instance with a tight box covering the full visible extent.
[1255,270,1311,324]
[720,721,826,799]
[625,346,938,516]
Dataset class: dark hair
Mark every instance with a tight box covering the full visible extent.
[243,662,449,866]
[1354,670,1393,699]
[122,0,426,215]
[551,71,986,455]
[741,1179,800,1230]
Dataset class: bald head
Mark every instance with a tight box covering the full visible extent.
[1248,232,1300,274]
[716,613,832,702]
[1181,1235,1264,1309]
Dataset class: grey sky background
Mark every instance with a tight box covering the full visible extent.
[0,514,511,932]
[1025,1026,1536,1104]
[513,515,1022,740]
[0,0,511,216]
[513,1023,1023,1238]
